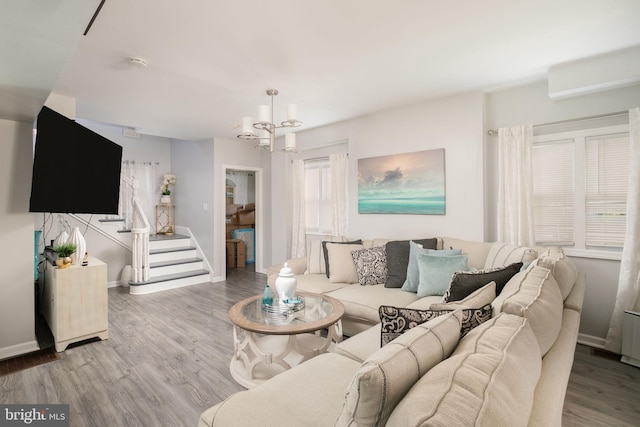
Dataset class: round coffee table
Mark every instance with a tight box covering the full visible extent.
[228,291,344,388]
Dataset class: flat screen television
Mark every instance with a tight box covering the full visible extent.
[29,106,123,214]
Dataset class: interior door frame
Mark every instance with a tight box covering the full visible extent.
[223,164,263,274]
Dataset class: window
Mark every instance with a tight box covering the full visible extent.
[304,159,332,233]
[532,124,629,252]
[532,139,575,245]
[585,133,629,247]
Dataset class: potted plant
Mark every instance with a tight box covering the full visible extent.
[53,242,77,269]
[160,174,176,203]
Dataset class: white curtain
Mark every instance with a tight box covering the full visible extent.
[330,153,349,237]
[291,159,306,257]
[606,107,640,354]
[120,161,155,229]
[497,125,535,246]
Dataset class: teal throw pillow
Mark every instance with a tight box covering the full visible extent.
[401,240,462,293]
[416,253,469,297]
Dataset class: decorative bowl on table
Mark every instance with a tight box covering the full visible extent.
[262,295,305,315]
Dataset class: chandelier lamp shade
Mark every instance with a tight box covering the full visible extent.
[237,89,302,152]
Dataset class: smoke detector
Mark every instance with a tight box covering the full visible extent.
[128,57,148,68]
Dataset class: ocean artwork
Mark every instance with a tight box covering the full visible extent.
[358,148,445,215]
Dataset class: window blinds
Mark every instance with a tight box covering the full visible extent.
[532,140,575,245]
[304,160,332,233]
[585,133,629,247]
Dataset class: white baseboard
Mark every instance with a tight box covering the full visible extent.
[210,274,225,283]
[0,340,40,361]
[621,355,640,368]
[577,333,607,349]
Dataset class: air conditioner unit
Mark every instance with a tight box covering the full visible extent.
[548,46,640,100]
[621,310,640,368]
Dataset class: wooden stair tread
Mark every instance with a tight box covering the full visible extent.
[149,246,197,255]
[149,258,203,268]
[149,233,190,241]
[129,269,209,286]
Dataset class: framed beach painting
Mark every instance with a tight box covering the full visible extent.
[358,148,445,215]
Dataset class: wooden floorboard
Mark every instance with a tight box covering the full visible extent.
[563,343,640,426]
[1,266,639,426]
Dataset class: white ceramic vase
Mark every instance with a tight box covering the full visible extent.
[120,265,132,287]
[67,227,86,265]
[161,195,171,204]
[274,262,297,302]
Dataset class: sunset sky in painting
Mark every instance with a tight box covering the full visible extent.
[358,149,445,197]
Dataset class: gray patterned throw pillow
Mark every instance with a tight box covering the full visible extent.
[351,246,387,286]
[379,304,492,346]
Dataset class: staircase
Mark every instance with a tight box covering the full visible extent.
[128,233,210,295]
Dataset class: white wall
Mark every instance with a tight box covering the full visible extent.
[485,80,640,343]
[0,119,39,359]
[269,91,486,265]
[171,138,216,276]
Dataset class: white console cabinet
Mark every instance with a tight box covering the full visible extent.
[42,256,108,352]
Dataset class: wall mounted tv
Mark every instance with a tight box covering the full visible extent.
[29,106,123,214]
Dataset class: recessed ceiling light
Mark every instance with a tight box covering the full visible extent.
[128,57,148,68]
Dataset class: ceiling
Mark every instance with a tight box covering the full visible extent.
[4,0,640,141]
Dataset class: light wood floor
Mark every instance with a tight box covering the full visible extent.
[1,266,639,426]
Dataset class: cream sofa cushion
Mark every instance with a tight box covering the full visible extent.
[386,313,541,427]
[200,353,360,427]
[327,243,364,283]
[295,273,351,294]
[484,241,538,269]
[533,247,577,300]
[362,238,391,249]
[327,284,420,325]
[336,311,463,427]
[334,323,383,363]
[404,295,451,310]
[529,307,581,426]
[492,265,563,356]
[441,237,493,269]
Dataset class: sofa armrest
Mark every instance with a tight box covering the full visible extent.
[267,257,307,277]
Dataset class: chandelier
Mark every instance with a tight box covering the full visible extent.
[237,89,302,152]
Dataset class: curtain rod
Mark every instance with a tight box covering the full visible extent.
[487,110,629,135]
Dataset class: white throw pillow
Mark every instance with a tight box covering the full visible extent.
[532,247,577,300]
[336,311,463,427]
[327,243,364,283]
[492,265,563,356]
[484,242,538,269]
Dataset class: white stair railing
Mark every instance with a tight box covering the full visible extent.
[129,176,151,283]
[120,174,134,230]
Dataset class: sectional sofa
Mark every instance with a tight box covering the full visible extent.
[200,236,584,426]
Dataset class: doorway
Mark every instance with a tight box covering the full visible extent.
[225,168,258,271]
